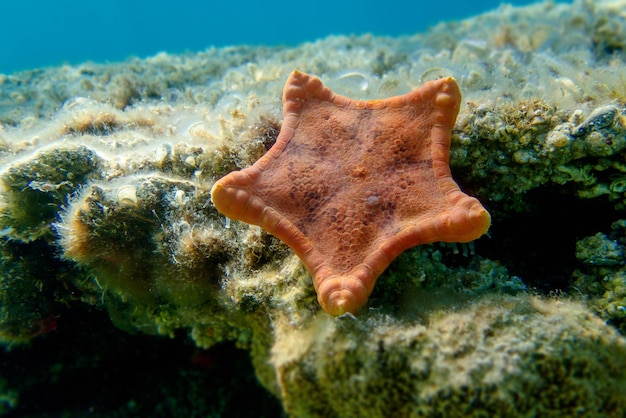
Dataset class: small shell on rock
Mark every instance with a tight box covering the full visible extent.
[377,78,401,96]
[175,189,186,206]
[336,71,370,93]
[155,144,171,167]
[184,156,197,168]
[569,109,585,124]
[188,122,217,140]
[555,77,583,101]
[116,185,138,208]
[545,127,572,149]
[419,67,455,84]
[572,105,618,137]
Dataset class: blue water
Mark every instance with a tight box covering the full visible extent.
[1,0,570,75]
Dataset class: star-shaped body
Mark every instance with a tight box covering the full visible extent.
[211,71,491,315]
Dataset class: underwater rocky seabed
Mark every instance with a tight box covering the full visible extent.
[1,0,626,416]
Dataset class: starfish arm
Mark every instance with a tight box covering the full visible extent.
[443,193,492,242]
[373,194,490,260]
[314,264,375,316]
[210,170,259,221]
[211,171,317,264]
[312,247,396,315]
[284,70,334,106]
[429,78,462,173]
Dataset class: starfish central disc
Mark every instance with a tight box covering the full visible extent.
[211,70,491,315]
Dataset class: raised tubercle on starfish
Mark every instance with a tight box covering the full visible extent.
[211,70,491,316]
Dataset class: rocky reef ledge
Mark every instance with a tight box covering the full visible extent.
[1,0,626,416]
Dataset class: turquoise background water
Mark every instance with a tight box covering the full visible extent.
[1,0,569,75]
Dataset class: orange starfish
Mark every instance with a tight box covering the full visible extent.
[211,71,491,315]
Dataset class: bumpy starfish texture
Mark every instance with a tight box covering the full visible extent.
[211,71,491,316]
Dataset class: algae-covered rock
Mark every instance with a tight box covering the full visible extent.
[269,295,626,417]
[573,220,626,333]
[0,145,100,241]
[1,0,626,416]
